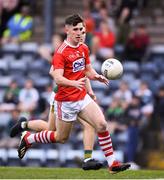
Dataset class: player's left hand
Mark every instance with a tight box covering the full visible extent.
[94,74,109,86]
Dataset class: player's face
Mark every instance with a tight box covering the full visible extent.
[80,27,86,43]
[66,22,84,45]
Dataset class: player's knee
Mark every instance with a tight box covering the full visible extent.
[97,121,107,132]
[56,135,68,144]
[59,138,68,144]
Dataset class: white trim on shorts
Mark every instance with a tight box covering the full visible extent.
[54,94,93,122]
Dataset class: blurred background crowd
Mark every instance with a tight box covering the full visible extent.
[0,0,164,170]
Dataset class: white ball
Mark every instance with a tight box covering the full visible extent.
[101,58,123,80]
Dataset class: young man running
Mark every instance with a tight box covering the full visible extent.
[16,14,130,173]
[10,28,102,170]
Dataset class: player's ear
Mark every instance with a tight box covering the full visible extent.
[65,25,69,34]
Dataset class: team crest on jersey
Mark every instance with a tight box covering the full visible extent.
[73,58,85,72]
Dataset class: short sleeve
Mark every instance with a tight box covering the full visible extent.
[52,53,65,69]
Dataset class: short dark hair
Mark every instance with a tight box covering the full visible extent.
[65,14,84,26]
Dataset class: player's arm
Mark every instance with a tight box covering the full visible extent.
[50,69,86,91]
[85,78,96,101]
[85,64,109,85]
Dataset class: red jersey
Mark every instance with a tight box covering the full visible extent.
[52,40,91,101]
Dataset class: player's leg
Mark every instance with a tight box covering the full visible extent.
[78,117,103,170]
[11,91,56,137]
[10,117,49,137]
[79,118,95,157]
[10,104,56,137]
[17,100,75,159]
[17,118,73,159]
[47,105,56,131]
[78,95,130,173]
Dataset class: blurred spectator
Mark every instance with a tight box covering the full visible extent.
[0,0,3,14]
[135,81,153,126]
[116,0,137,25]
[113,81,132,110]
[154,86,164,143]
[3,80,20,104]
[124,95,141,167]
[116,0,138,45]
[135,81,153,113]
[83,8,95,34]
[0,109,20,148]
[2,5,33,44]
[106,97,127,150]
[134,81,154,150]
[124,24,150,62]
[91,20,116,60]
[18,79,39,117]
[89,0,107,30]
[83,8,95,47]
[106,97,125,123]
[0,0,20,39]
[99,7,117,35]
[0,80,20,111]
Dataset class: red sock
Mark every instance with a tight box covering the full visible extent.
[98,131,115,167]
[27,131,56,144]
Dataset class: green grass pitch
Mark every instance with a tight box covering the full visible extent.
[0,167,164,179]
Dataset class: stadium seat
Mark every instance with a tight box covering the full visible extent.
[159,61,164,74]
[0,60,8,75]
[0,112,11,127]
[0,89,5,103]
[149,80,161,95]
[25,149,46,167]
[109,80,120,91]
[0,76,12,88]
[122,73,136,83]
[7,148,22,166]
[149,44,164,54]
[65,150,83,168]
[20,42,38,58]
[99,96,112,109]
[114,44,124,59]
[46,149,59,167]
[9,60,27,76]
[0,148,7,165]
[2,43,20,58]
[140,73,155,85]
[28,59,46,73]
[129,79,141,91]
[20,54,34,64]
[140,62,158,77]
[123,61,139,76]
[33,76,51,90]
[20,42,38,53]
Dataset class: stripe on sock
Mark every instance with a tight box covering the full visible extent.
[98,131,115,167]
[30,131,56,144]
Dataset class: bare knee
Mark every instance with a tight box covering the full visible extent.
[96,121,108,132]
[55,135,69,144]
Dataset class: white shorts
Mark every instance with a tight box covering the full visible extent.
[54,94,93,122]
[49,91,56,106]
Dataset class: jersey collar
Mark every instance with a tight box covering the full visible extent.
[64,40,80,48]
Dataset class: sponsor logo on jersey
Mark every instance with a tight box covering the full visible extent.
[73,58,85,72]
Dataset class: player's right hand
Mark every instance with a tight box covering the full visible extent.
[72,77,86,91]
